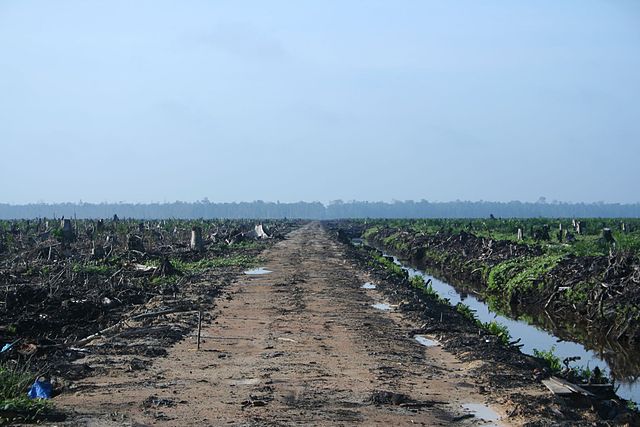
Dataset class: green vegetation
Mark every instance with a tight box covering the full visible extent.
[455,304,512,345]
[361,218,640,332]
[71,262,113,276]
[456,303,477,323]
[170,254,256,273]
[482,320,511,346]
[0,363,33,401]
[532,346,611,385]
[0,362,50,423]
[409,275,448,304]
[487,255,562,298]
[368,217,640,257]
[533,346,562,374]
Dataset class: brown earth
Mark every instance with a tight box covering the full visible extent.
[55,223,553,426]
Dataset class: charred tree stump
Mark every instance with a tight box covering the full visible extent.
[156,256,180,276]
[127,234,145,252]
[91,242,105,259]
[190,226,204,252]
[601,228,615,245]
[557,223,563,242]
[61,219,74,245]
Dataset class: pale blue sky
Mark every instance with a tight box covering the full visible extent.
[1,1,639,204]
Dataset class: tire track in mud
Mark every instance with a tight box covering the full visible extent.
[56,222,534,426]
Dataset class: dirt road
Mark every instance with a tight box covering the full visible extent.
[57,222,539,426]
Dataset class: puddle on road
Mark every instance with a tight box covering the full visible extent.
[244,267,272,275]
[372,303,392,311]
[461,403,501,425]
[361,282,376,289]
[414,335,440,347]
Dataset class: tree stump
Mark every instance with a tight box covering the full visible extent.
[517,228,524,240]
[91,242,105,259]
[61,219,74,244]
[601,228,615,244]
[156,256,179,276]
[127,234,145,252]
[191,226,204,252]
[576,221,585,235]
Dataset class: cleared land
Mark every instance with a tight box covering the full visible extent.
[54,222,550,426]
[3,221,635,425]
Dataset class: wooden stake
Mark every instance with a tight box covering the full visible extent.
[197,310,203,350]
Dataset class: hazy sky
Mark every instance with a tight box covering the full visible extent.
[1,1,639,204]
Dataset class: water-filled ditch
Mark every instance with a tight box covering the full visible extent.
[378,250,639,403]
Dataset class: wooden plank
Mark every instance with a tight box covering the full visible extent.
[551,376,595,397]
[542,379,573,395]
[542,377,596,397]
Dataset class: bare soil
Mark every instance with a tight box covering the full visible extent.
[53,223,595,426]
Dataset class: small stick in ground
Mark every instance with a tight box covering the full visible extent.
[197,310,203,350]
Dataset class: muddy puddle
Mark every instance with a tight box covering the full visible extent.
[414,335,440,347]
[372,303,392,311]
[361,282,376,289]
[244,267,272,275]
[461,403,501,426]
[379,252,640,404]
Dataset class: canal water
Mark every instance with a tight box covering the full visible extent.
[382,252,639,403]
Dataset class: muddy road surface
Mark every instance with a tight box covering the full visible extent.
[56,223,553,426]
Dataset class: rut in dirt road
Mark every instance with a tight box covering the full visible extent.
[58,222,517,426]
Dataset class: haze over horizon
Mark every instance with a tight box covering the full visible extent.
[1,1,639,205]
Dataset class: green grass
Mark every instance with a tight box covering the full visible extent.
[487,254,562,298]
[533,345,562,374]
[0,363,33,401]
[171,254,256,273]
[482,320,511,346]
[71,262,113,275]
[0,362,51,423]
[456,303,477,323]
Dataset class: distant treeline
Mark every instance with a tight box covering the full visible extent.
[1,200,640,219]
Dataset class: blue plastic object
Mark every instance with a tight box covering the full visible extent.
[27,379,52,399]
[0,343,12,353]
